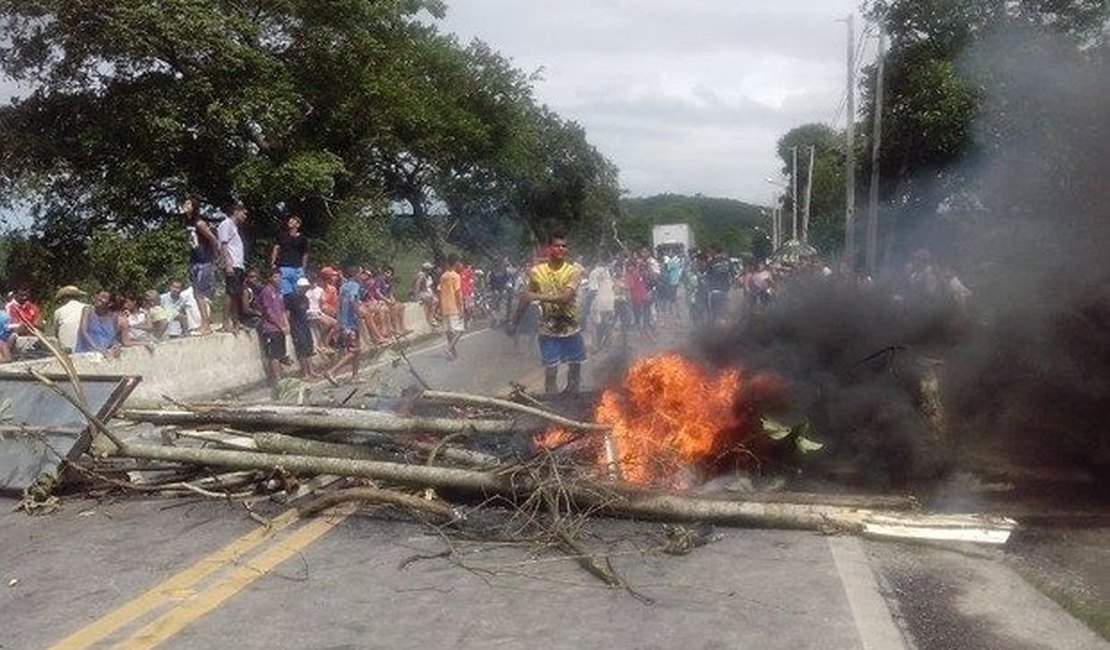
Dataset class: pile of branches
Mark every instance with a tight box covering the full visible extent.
[25,358,1017,593]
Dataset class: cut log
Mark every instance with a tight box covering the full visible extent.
[121,405,522,435]
[112,442,1011,542]
[117,443,506,493]
[333,430,499,465]
[418,390,609,432]
[175,430,258,450]
[298,487,457,520]
[254,432,390,461]
[693,490,918,510]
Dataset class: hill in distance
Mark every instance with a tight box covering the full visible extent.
[619,193,769,256]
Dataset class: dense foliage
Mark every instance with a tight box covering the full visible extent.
[618,194,768,259]
[773,0,1108,265]
[0,0,620,293]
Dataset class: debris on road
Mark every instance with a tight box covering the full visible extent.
[5,347,1019,593]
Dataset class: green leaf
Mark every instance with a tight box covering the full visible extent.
[795,436,825,453]
[762,417,792,441]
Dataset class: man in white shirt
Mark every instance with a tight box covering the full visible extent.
[218,202,249,331]
[51,285,88,352]
[587,262,615,349]
[161,281,200,337]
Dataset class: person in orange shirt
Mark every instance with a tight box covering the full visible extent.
[438,254,464,359]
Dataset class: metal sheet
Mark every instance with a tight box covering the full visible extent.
[0,374,141,494]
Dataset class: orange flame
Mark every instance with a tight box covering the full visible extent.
[535,428,576,449]
[536,353,782,488]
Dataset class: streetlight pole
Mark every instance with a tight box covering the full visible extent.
[841,14,857,272]
[791,146,799,241]
[866,26,886,276]
[803,145,815,244]
[765,178,788,250]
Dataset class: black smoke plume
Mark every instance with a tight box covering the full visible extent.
[694,27,1109,488]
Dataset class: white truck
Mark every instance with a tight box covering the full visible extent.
[651,223,695,259]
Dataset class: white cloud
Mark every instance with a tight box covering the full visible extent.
[0,2,877,210]
[439,0,875,204]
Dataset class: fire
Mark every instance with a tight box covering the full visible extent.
[535,427,576,449]
[537,353,783,488]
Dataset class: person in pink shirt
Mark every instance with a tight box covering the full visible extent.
[257,268,290,386]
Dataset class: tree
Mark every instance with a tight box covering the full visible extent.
[0,0,620,283]
[859,0,1108,252]
[775,124,848,254]
[619,195,766,257]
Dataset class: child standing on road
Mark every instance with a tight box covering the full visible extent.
[438,254,464,360]
[323,265,364,383]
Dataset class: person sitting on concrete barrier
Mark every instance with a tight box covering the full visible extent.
[161,281,199,338]
[4,287,44,357]
[374,264,410,337]
[411,262,438,328]
[119,293,166,346]
[289,277,319,381]
[318,266,341,347]
[75,291,134,354]
[6,287,42,336]
[0,307,12,362]
[305,271,337,352]
[51,285,88,352]
[323,264,364,383]
[357,267,391,346]
[257,268,289,387]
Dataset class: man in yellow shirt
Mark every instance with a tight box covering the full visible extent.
[510,234,586,394]
[438,253,464,359]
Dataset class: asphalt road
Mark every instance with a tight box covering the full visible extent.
[1,324,1106,649]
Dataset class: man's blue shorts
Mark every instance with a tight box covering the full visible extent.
[538,333,587,368]
[279,266,304,295]
[190,263,216,299]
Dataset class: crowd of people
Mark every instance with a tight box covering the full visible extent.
[2,195,972,394]
[0,198,417,388]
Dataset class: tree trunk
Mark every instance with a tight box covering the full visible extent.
[121,406,524,435]
[114,443,934,535]
[254,432,391,461]
[410,192,446,265]
[418,390,609,432]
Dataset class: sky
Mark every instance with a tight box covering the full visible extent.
[437,0,876,206]
[0,0,876,228]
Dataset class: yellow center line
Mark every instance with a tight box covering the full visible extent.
[47,509,302,650]
[113,507,353,650]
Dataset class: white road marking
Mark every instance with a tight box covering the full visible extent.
[828,536,908,650]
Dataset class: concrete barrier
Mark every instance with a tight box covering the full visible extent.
[1,302,439,406]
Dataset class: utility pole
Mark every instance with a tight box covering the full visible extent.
[791,146,799,241]
[842,14,857,272]
[803,145,815,244]
[866,26,885,276]
[770,206,779,250]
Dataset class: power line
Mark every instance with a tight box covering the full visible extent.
[828,23,873,129]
